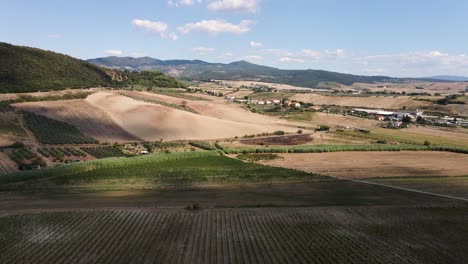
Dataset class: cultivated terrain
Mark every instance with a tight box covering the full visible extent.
[1,43,468,263]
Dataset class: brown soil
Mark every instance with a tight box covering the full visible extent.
[85,92,299,141]
[13,99,142,143]
[0,152,17,175]
[402,126,468,141]
[0,112,29,147]
[260,152,468,178]
[291,94,431,109]
[241,134,313,146]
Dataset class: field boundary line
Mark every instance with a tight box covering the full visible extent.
[336,176,468,202]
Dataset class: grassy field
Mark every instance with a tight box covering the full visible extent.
[0,151,323,191]
[217,143,460,154]
[248,92,293,100]
[336,128,468,149]
[0,207,467,264]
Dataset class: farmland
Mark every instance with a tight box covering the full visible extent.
[366,176,468,199]
[80,146,126,159]
[337,128,468,149]
[0,112,27,147]
[14,99,141,143]
[0,151,322,191]
[0,152,17,175]
[0,207,467,264]
[290,93,431,109]
[84,92,298,141]
[23,112,98,144]
[259,152,468,178]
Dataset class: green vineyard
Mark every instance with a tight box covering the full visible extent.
[37,147,87,160]
[8,148,46,170]
[80,146,126,158]
[23,112,98,144]
[0,207,467,264]
[189,141,218,150]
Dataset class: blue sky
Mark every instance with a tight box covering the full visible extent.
[1,0,468,77]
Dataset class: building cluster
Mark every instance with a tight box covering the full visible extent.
[225,96,301,108]
[352,108,423,121]
[352,108,467,126]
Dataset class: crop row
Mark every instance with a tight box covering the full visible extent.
[189,141,218,150]
[23,112,98,144]
[8,148,46,170]
[117,93,199,114]
[0,207,467,263]
[217,143,468,154]
[0,102,14,112]
[80,146,125,159]
[37,147,87,159]
[0,151,223,185]
[144,142,186,150]
[153,91,211,101]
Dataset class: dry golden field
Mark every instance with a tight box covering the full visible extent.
[260,151,468,178]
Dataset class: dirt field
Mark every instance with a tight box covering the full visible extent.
[0,112,28,147]
[0,152,17,175]
[117,91,383,130]
[215,80,317,91]
[402,126,468,141]
[241,134,313,146]
[119,91,306,127]
[350,82,468,95]
[260,152,468,178]
[291,94,431,109]
[448,104,468,116]
[13,100,141,143]
[86,92,299,141]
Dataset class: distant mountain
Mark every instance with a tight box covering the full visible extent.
[427,75,468,82]
[88,56,434,88]
[0,43,187,93]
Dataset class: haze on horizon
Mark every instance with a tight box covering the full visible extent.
[1,0,467,77]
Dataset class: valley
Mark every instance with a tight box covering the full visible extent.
[0,42,467,263]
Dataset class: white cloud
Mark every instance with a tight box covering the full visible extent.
[428,51,448,57]
[132,19,168,33]
[131,19,178,40]
[354,50,468,76]
[207,0,261,13]
[178,19,252,35]
[250,41,263,48]
[192,47,215,55]
[105,50,123,56]
[279,57,305,63]
[168,0,202,7]
[240,55,263,62]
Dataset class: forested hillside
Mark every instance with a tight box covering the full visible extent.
[0,43,187,93]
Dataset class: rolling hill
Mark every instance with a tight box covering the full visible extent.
[88,56,438,88]
[428,75,468,82]
[0,43,187,93]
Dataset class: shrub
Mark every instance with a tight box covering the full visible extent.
[317,125,330,131]
[273,131,285,136]
[424,140,431,147]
